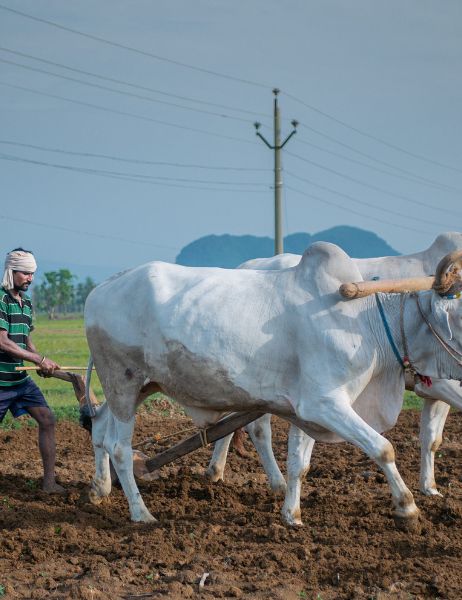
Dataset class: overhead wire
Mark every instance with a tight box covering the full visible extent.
[1,1,461,245]
[0,214,180,251]
[286,150,462,218]
[0,46,268,118]
[0,140,270,171]
[285,92,462,175]
[0,152,269,192]
[0,56,253,123]
[284,170,458,229]
[294,137,462,195]
[1,2,460,175]
[0,3,269,89]
[3,54,457,198]
[285,185,434,236]
[0,81,256,146]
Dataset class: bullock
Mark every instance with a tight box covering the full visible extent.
[84,241,462,526]
[207,232,462,524]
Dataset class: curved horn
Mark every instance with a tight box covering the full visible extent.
[433,250,462,295]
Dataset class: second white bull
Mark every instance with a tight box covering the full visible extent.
[208,231,462,525]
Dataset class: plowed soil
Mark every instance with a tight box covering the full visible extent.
[1,409,462,599]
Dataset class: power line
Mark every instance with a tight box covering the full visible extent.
[294,136,462,196]
[285,170,458,229]
[0,140,270,171]
[4,53,457,199]
[0,3,269,89]
[0,81,256,146]
[1,3,460,174]
[0,56,253,123]
[0,46,268,119]
[0,213,180,251]
[286,150,462,218]
[285,185,434,236]
[0,152,269,192]
[5,40,450,190]
[286,92,462,175]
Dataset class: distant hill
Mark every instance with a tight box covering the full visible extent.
[175,226,399,268]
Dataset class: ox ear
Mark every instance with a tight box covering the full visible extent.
[430,294,453,340]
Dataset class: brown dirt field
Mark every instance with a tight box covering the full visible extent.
[1,409,462,599]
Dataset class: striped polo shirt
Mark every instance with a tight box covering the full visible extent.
[0,287,34,386]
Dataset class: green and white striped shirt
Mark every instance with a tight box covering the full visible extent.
[0,287,34,387]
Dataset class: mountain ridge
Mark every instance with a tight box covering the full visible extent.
[175,226,399,268]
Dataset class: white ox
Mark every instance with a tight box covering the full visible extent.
[207,232,462,524]
[85,241,462,526]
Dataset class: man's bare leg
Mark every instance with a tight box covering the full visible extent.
[26,406,65,493]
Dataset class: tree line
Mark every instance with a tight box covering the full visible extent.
[32,269,97,319]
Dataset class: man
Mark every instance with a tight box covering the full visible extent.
[0,247,64,493]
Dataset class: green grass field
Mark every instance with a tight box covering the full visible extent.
[1,316,100,428]
[0,315,423,428]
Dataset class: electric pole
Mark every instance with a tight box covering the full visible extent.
[254,89,298,255]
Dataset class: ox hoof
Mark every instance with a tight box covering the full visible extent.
[88,480,111,505]
[131,511,157,523]
[269,481,287,497]
[281,510,303,528]
[393,512,421,534]
[421,487,443,498]
[205,467,224,483]
[88,489,104,505]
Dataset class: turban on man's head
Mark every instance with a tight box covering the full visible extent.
[2,249,37,290]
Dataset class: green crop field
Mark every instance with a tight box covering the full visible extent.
[0,315,423,429]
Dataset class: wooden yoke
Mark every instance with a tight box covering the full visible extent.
[339,276,435,300]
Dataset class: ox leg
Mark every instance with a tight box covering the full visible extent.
[88,404,112,504]
[246,415,286,494]
[206,434,234,482]
[296,400,419,525]
[206,415,286,493]
[419,398,449,497]
[103,411,155,523]
[282,425,315,526]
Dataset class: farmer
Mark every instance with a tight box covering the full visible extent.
[0,247,64,493]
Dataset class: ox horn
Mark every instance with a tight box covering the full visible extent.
[432,250,462,296]
[339,276,435,299]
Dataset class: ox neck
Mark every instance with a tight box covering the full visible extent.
[413,291,462,372]
[374,292,431,387]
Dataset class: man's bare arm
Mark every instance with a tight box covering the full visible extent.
[0,330,60,373]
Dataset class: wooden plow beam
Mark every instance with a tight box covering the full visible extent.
[144,410,265,472]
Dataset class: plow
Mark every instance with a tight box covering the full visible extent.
[47,369,263,479]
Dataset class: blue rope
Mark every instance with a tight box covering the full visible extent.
[375,293,404,369]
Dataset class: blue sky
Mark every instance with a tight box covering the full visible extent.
[1,0,461,281]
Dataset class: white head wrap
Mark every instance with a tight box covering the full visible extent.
[2,250,37,290]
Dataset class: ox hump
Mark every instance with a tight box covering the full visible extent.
[296,241,363,295]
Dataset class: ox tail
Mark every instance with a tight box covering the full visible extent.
[85,355,97,418]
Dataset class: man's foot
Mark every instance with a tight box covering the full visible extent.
[42,481,66,494]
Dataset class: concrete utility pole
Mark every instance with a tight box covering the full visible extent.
[254,89,298,255]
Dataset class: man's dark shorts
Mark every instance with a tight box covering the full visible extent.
[0,378,50,422]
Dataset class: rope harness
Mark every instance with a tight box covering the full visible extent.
[413,292,462,370]
[375,291,462,388]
